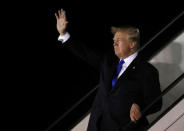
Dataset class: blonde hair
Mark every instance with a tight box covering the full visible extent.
[111,25,140,50]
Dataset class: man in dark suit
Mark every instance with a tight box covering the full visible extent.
[55,9,162,131]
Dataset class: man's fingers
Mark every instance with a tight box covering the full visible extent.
[55,9,66,20]
[60,8,63,13]
[130,112,137,123]
[130,104,142,123]
[130,110,141,120]
[61,10,66,20]
[55,13,58,20]
[63,13,66,20]
[58,10,61,17]
[134,104,140,112]
[132,108,139,115]
[134,113,139,120]
[130,104,141,118]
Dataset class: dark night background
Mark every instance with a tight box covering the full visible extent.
[4,4,183,130]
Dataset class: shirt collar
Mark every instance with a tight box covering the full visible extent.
[120,51,138,67]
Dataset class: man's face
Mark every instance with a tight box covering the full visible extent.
[113,31,134,59]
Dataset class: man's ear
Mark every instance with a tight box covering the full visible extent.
[130,41,136,49]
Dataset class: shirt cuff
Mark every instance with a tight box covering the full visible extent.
[58,32,70,43]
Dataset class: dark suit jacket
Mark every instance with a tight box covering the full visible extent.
[57,37,162,131]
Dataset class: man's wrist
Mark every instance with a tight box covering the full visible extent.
[58,32,70,43]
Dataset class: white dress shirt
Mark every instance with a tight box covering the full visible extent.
[118,52,138,78]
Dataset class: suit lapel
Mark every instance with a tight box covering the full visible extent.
[110,56,140,93]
